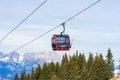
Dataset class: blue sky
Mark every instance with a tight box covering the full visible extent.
[0,0,120,65]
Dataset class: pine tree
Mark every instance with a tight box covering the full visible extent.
[47,61,56,79]
[106,48,114,78]
[87,53,94,72]
[31,67,36,80]
[55,62,60,77]
[26,73,31,80]
[89,54,99,80]
[68,54,80,79]
[20,70,27,80]
[59,53,69,80]
[78,53,83,74]
[86,53,94,80]
[98,54,110,80]
[14,73,19,80]
[41,63,49,80]
[50,73,60,80]
[35,65,41,80]
[80,54,87,80]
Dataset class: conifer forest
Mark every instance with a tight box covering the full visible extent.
[14,48,114,80]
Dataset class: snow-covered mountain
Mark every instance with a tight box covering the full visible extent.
[0,52,20,79]
[0,51,62,80]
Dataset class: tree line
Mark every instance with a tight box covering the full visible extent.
[14,48,114,80]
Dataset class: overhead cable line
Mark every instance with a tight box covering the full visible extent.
[0,0,47,42]
[64,0,101,23]
[12,0,101,52]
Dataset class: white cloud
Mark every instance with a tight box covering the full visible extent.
[1,24,66,54]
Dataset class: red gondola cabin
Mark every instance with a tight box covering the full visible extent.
[51,34,71,51]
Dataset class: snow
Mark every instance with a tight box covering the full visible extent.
[114,69,120,77]
[19,56,23,63]
[0,56,9,62]
[6,65,15,71]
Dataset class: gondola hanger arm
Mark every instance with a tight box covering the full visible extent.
[60,23,65,35]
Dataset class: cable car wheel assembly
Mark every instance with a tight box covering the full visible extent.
[51,23,71,51]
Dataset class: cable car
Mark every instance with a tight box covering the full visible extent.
[51,23,71,51]
[51,34,71,51]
